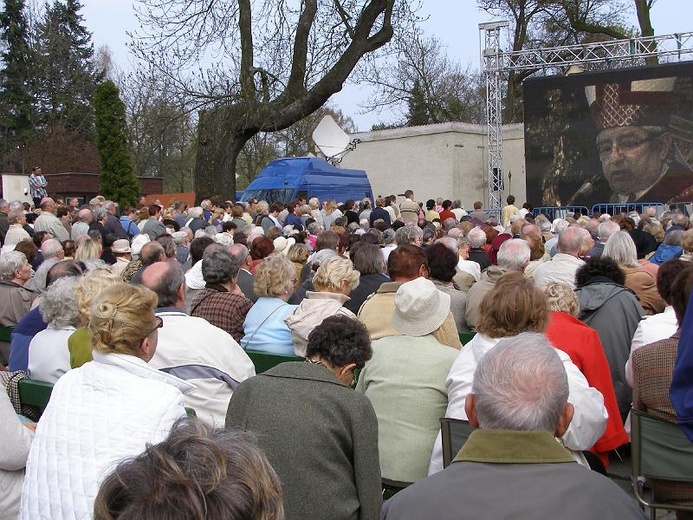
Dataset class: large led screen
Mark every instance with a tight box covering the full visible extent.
[524,61,693,208]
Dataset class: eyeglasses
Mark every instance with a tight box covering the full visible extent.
[145,316,164,337]
[596,132,664,156]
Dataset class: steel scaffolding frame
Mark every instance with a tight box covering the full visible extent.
[479,26,693,210]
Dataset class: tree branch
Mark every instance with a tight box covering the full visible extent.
[238,0,254,98]
[284,0,317,98]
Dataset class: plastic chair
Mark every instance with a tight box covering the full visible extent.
[630,409,693,519]
[440,417,475,468]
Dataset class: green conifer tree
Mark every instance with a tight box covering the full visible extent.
[93,80,139,206]
[0,0,35,170]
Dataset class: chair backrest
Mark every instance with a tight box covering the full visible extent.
[459,331,476,346]
[0,325,14,343]
[631,409,693,481]
[440,417,475,468]
[17,378,54,410]
[245,350,301,373]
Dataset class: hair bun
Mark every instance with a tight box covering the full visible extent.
[95,302,118,320]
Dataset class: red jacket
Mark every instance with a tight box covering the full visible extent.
[546,311,629,466]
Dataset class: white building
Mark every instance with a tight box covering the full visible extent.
[340,122,526,210]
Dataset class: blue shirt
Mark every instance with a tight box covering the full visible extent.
[240,297,297,355]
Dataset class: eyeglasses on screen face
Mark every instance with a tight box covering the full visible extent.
[597,132,665,156]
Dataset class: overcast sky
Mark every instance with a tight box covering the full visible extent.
[82,0,689,131]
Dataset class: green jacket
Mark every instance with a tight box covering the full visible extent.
[226,361,382,520]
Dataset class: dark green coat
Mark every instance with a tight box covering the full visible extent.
[226,361,382,520]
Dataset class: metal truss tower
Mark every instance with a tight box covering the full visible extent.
[479,26,693,210]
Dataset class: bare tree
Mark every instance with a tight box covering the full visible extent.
[362,31,485,126]
[133,0,415,200]
[478,0,636,122]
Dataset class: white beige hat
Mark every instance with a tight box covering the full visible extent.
[112,239,131,254]
[273,236,296,256]
[391,277,450,336]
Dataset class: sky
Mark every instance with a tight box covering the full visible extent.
[81,0,690,131]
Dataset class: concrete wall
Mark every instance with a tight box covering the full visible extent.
[339,122,526,210]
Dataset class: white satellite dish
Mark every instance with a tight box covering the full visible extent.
[312,115,361,166]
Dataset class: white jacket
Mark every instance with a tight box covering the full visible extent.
[427,333,608,475]
[149,309,256,426]
[20,351,194,520]
[0,389,33,520]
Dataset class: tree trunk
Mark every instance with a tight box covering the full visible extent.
[635,0,658,66]
[194,107,254,202]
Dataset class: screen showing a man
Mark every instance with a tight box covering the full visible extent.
[524,62,693,208]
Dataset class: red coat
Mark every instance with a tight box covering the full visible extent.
[438,209,456,222]
[546,311,629,466]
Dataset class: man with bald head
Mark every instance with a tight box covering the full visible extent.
[532,226,586,290]
[130,241,166,285]
[71,208,93,240]
[141,261,255,426]
[34,197,69,242]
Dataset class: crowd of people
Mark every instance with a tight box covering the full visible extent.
[1,190,692,519]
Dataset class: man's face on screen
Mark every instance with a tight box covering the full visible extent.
[596,126,671,196]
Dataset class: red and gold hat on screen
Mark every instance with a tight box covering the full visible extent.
[585,77,676,130]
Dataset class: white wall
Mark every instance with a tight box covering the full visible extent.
[1,174,33,205]
[339,122,525,210]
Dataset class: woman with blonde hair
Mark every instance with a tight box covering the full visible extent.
[21,283,193,519]
[287,243,310,288]
[240,254,298,355]
[68,268,123,368]
[285,256,360,357]
[74,237,102,262]
[321,199,342,231]
[428,272,608,474]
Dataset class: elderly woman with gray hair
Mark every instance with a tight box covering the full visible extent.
[27,276,80,383]
[603,230,665,315]
[189,244,251,343]
[344,244,388,314]
[0,251,36,328]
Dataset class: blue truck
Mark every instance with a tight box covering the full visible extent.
[240,157,373,205]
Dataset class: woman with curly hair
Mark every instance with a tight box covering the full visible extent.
[21,284,194,519]
[227,316,380,520]
[544,282,628,467]
[240,254,298,355]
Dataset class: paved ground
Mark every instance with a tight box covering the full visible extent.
[608,450,676,519]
